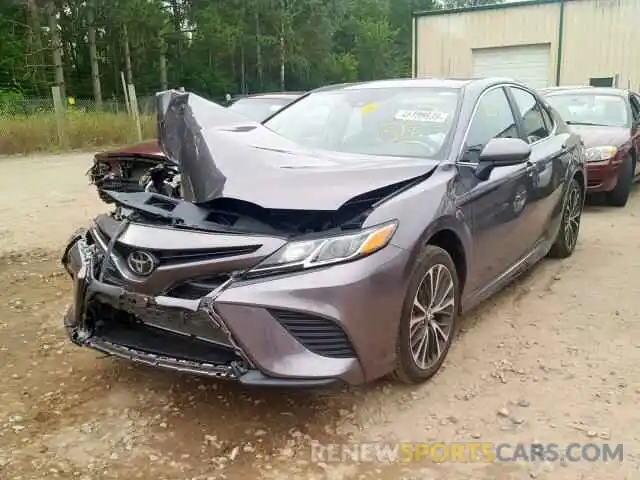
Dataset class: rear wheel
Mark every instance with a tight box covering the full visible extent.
[549,177,583,259]
[393,245,459,384]
[607,155,633,207]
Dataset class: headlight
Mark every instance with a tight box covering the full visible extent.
[248,221,398,276]
[585,146,617,162]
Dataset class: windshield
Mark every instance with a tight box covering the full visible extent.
[227,97,293,122]
[263,87,460,158]
[545,93,629,127]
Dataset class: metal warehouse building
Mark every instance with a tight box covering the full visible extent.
[411,0,640,90]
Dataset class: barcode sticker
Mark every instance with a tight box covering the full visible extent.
[394,109,449,123]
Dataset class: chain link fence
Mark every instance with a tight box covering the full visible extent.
[0,90,233,155]
[0,94,158,155]
[0,95,157,116]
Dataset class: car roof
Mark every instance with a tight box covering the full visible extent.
[540,85,587,90]
[543,86,630,97]
[309,77,533,95]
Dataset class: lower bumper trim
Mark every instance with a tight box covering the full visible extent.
[82,335,341,387]
[87,337,242,378]
[238,370,341,388]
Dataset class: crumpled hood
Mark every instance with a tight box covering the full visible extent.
[568,124,631,149]
[156,90,439,210]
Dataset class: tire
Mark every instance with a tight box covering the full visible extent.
[548,177,583,259]
[393,245,460,384]
[606,155,633,207]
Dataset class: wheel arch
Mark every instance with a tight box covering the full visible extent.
[427,229,468,298]
[405,215,471,301]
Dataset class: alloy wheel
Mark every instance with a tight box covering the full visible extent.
[409,264,456,370]
[563,183,582,252]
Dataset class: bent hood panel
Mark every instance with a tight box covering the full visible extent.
[156,90,439,210]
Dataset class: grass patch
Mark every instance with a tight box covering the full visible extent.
[0,111,157,155]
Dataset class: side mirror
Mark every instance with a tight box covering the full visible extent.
[475,138,531,181]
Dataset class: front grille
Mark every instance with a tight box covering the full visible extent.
[93,294,233,346]
[111,241,260,266]
[587,178,601,187]
[87,236,126,287]
[91,221,261,267]
[102,262,127,287]
[90,227,244,296]
[87,297,240,365]
[268,309,356,359]
[165,274,231,299]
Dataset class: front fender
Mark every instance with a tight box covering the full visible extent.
[361,167,472,276]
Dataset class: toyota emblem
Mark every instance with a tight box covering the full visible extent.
[127,251,157,276]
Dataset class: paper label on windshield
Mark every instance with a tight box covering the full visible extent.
[361,102,380,115]
[394,109,449,123]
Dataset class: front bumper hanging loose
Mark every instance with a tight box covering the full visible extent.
[61,230,342,387]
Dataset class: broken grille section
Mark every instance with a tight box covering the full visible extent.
[89,226,258,296]
[165,274,231,299]
[268,309,356,359]
[111,242,260,266]
[93,224,261,266]
[89,295,237,353]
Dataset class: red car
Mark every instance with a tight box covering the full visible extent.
[89,92,303,202]
[543,86,640,206]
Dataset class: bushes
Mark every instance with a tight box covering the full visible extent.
[0,111,156,155]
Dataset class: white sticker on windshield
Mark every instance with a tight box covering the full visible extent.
[394,109,449,123]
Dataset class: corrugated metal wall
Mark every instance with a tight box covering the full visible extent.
[415,0,640,89]
[562,0,640,89]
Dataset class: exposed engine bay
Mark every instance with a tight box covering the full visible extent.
[95,153,429,237]
[89,158,181,202]
[103,173,419,238]
[140,163,182,198]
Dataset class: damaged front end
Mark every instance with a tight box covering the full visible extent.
[61,213,359,386]
[60,180,408,386]
[61,226,252,381]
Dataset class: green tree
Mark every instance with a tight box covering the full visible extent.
[0,0,504,101]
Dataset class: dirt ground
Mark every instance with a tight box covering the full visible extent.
[1,153,639,480]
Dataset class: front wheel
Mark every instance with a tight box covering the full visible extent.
[606,155,633,207]
[548,177,583,259]
[393,245,459,384]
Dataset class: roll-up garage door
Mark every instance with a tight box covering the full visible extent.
[472,44,551,89]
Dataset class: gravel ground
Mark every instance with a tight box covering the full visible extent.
[1,153,639,480]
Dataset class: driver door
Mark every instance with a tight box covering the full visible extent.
[457,86,533,295]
